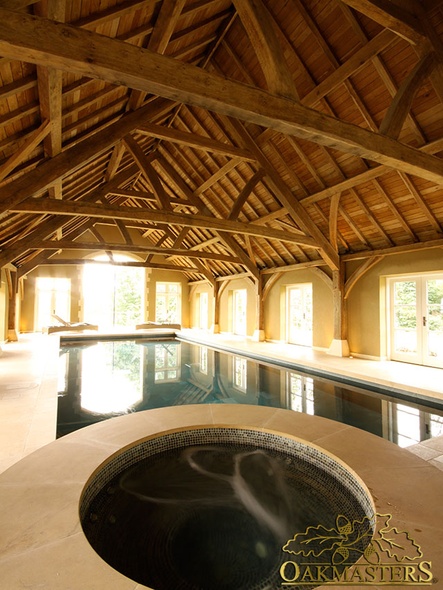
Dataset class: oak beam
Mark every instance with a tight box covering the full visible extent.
[0,214,99,269]
[16,250,59,279]
[261,260,327,274]
[154,154,260,278]
[0,120,50,183]
[230,120,340,270]
[301,28,397,106]
[345,256,385,298]
[339,0,425,45]
[220,236,259,279]
[11,198,321,248]
[0,170,138,268]
[73,0,155,30]
[329,193,341,252]
[127,0,186,111]
[136,123,255,161]
[228,170,264,220]
[41,258,203,273]
[105,141,125,182]
[0,11,443,187]
[0,98,173,216]
[342,237,443,260]
[340,2,426,144]
[232,0,299,100]
[123,135,172,211]
[301,136,443,206]
[34,0,65,161]
[252,274,265,341]
[34,240,240,263]
[195,159,242,196]
[379,51,436,139]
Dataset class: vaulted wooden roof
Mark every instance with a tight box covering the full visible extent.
[1,0,443,284]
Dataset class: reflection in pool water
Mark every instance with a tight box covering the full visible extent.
[57,338,443,446]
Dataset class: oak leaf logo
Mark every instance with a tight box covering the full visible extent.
[283,513,423,565]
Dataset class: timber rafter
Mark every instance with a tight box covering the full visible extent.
[0,0,442,281]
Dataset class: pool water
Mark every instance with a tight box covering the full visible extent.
[57,337,443,446]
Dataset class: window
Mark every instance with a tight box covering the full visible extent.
[233,356,247,392]
[199,291,209,330]
[80,341,143,414]
[83,257,144,329]
[286,283,313,346]
[287,372,314,414]
[199,346,208,375]
[387,274,443,368]
[35,277,71,331]
[233,289,247,335]
[154,343,180,382]
[156,282,181,324]
[430,414,443,438]
[388,402,443,447]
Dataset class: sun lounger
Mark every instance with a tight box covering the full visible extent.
[136,321,181,330]
[43,315,99,334]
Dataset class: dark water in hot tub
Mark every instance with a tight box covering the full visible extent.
[81,441,373,590]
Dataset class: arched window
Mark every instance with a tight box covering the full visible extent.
[83,254,144,329]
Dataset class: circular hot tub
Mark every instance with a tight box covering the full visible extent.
[80,426,375,590]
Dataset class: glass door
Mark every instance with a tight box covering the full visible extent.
[35,277,71,331]
[199,292,208,330]
[286,283,313,346]
[233,289,247,336]
[390,278,420,364]
[389,275,443,368]
[155,282,181,325]
[424,277,443,367]
[83,259,144,329]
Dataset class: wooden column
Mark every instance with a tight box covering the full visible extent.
[328,262,350,357]
[6,269,18,342]
[252,275,265,342]
[211,282,220,334]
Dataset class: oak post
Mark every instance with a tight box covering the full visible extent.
[327,262,349,357]
[211,282,220,334]
[252,274,265,342]
[7,269,18,342]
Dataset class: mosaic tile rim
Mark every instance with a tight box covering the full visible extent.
[79,425,375,523]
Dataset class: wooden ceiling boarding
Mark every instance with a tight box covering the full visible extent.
[0,0,442,287]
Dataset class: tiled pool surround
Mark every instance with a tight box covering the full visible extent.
[0,404,442,589]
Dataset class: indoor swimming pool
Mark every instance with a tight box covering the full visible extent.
[57,336,443,446]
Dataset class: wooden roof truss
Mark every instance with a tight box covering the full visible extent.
[0,0,442,283]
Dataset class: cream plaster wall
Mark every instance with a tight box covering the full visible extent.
[346,249,443,359]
